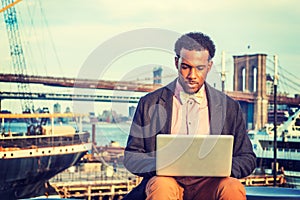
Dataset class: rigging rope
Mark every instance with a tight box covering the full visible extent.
[37,0,65,78]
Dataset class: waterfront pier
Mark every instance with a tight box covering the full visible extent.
[50,163,140,200]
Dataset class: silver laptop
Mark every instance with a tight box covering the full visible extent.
[156,134,234,177]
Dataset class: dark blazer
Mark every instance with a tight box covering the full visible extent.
[123,79,256,199]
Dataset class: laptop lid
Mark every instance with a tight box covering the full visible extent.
[156,134,234,177]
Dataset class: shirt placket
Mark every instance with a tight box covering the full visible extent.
[186,98,198,135]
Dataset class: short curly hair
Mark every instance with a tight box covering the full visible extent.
[174,32,216,60]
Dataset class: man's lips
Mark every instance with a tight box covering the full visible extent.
[186,81,198,87]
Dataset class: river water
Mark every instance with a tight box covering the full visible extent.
[82,122,130,147]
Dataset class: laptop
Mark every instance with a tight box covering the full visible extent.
[156,134,234,177]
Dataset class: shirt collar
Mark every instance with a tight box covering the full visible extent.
[174,79,205,104]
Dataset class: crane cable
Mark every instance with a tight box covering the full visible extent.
[0,0,22,13]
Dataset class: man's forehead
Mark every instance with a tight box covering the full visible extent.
[179,49,210,59]
[180,48,209,54]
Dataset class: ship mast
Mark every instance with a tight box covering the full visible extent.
[273,54,278,186]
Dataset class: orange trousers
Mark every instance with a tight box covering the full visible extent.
[145,176,246,200]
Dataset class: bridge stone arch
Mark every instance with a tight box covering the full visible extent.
[233,54,268,130]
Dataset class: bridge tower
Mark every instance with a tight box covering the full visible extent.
[153,66,162,84]
[233,54,268,130]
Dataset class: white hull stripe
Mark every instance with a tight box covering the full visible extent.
[0,143,92,159]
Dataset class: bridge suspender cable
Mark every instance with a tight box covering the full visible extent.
[0,0,22,13]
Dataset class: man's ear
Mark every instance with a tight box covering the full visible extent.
[175,57,179,70]
[208,60,213,72]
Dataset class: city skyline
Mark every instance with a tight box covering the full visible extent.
[0,0,299,114]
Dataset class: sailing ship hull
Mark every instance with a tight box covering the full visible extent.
[0,129,91,199]
[0,151,86,198]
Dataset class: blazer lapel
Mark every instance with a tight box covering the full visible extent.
[206,83,226,135]
[158,80,176,134]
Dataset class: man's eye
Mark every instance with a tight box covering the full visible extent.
[196,66,205,71]
[197,65,206,71]
[181,64,189,69]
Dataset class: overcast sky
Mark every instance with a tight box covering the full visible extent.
[0,0,299,114]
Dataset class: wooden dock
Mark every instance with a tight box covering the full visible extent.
[50,163,140,200]
[52,179,140,200]
[239,174,286,187]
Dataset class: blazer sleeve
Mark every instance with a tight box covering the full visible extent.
[230,103,257,178]
[123,96,156,178]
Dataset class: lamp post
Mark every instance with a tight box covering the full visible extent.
[273,54,278,186]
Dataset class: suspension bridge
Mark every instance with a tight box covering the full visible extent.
[1,0,299,128]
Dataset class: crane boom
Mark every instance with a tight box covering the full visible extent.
[0,0,21,13]
[1,0,34,113]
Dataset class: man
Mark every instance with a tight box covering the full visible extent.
[123,32,256,200]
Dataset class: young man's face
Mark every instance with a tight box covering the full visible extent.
[175,48,213,94]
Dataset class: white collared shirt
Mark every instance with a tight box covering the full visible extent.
[171,80,210,135]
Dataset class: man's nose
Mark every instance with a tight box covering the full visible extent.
[188,67,197,78]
